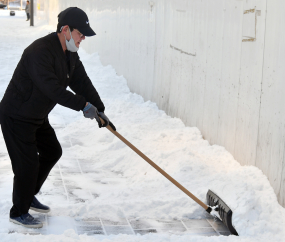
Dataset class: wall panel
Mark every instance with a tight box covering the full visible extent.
[200,0,225,144]
[44,0,285,207]
[188,0,208,129]
[234,0,267,166]
[256,0,285,202]
[216,1,243,155]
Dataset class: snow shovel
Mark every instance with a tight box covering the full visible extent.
[101,119,238,235]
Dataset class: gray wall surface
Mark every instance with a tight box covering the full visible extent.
[44,0,285,207]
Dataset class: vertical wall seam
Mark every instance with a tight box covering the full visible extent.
[255,0,268,167]
[190,0,195,126]
[277,2,285,204]
[216,0,226,144]
[201,0,209,137]
[167,0,172,114]
[281,137,285,203]
[151,0,157,102]
[233,1,244,159]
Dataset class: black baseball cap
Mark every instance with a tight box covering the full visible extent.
[58,7,96,37]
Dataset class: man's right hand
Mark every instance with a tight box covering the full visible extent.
[83,102,102,127]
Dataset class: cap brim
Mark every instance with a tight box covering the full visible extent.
[78,26,96,37]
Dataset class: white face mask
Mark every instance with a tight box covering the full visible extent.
[64,27,79,52]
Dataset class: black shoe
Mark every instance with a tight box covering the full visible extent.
[30,196,50,213]
[10,213,43,228]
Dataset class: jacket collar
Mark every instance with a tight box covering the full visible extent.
[52,32,68,61]
[50,32,76,73]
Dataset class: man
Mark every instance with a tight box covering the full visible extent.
[0,7,115,228]
[25,1,30,21]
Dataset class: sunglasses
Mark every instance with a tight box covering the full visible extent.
[74,29,85,39]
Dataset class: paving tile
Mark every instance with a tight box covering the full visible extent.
[104,225,134,235]
[207,219,230,232]
[77,230,105,235]
[134,229,157,235]
[155,220,186,232]
[80,217,101,222]
[51,181,65,187]
[102,218,129,226]
[129,219,153,229]
[47,216,75,235]
[61,169,81,176]
[65,182,92,202]
[78,160,105,173]
[77,226,103,233]
[42,184,65,195]
[182,219,212,229]
[30,213,47,224]
[76,221,102,228]
[52,124,66,129]
[80,165,98,173]
[8,231,45,235]
[39,180,67,203]
[48,168,60,176]
[61,142,72,148]
[219,231,232,236]
[59,137,72,148]
[46,175,62,181]
[65,183,81,190]
[42,189,67,199]
[0,169,12,175]
[61,168,81,174]
[59,160,80,173]
[91,178,127,187]
[0,164,12,169]
[0,153,7,158]
[92,193,100,199]
[67,191,89,203]
[186,227,219,236]
[76,221,104,235]
[83,169,124,179]
[70,138,84,146]
[130,219,186,233]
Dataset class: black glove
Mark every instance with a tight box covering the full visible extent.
[98,112,109,127]
[98,112,116,131]
[83,103,101,127]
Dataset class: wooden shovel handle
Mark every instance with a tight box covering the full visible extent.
[100,118,208,210]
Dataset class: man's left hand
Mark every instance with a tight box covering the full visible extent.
[98,112,116,131]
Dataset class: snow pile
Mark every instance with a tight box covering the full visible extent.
[0,9,285,242]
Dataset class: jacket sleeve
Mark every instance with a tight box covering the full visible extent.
[25,47,86,111]
[69,54,105,112]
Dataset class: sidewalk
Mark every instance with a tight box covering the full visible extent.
[0,114,230,237]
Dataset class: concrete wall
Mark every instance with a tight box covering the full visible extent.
[44,0,285,207]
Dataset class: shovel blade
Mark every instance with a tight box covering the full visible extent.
[206,190,238,236]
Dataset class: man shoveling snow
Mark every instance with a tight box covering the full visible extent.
[0,7,115,228]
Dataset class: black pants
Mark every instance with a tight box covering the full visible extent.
[26,13,30,20]
[0,112,62,217]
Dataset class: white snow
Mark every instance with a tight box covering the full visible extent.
[0,10,285,242]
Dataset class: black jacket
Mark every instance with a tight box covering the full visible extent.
[0,33,104,123]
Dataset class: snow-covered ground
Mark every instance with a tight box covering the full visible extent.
[0,10,285,242]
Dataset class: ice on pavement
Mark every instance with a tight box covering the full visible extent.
[0,10,285,242]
